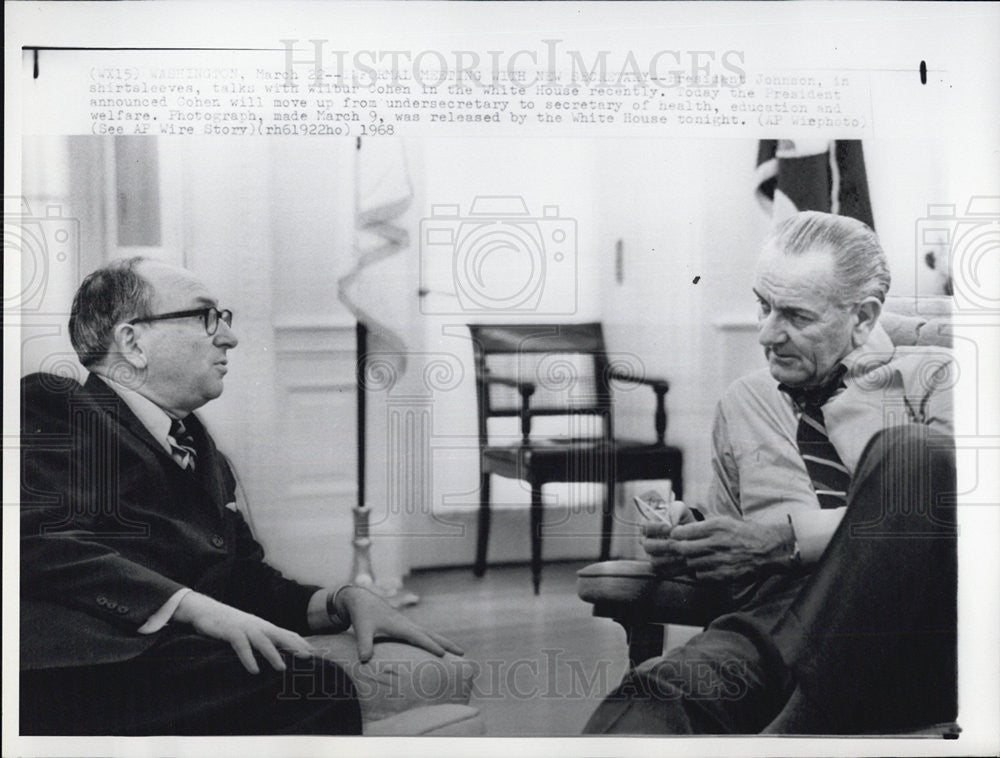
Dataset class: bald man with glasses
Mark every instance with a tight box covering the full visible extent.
[20,257,461,735]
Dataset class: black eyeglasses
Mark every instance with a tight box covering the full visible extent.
[128,307,233,336]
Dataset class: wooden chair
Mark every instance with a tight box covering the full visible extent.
[468,323,683,594]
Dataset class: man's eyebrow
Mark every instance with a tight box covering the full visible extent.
[192,296,218,307]
[779,304,821,319]
[752,290,820,317]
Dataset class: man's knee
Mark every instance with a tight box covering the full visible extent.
[590,630,786,734]
[276,652,358,702]
[628,626,775,706]
[264,653,361,735]
[856,424,954,480]
[848,423,956,536]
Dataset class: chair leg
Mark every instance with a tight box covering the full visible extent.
[474,472,491,578]
[625,620,666,668]
[600,479,614,562]
[530,482,543,595]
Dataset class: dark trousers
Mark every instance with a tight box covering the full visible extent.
[584,424,957,734]
[21,631,362,735]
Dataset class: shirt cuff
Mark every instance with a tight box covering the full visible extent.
[137,587,193,634]
[789,508,846,564]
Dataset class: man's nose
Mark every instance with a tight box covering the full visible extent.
[758,312,785,347]
[214,320,239,348]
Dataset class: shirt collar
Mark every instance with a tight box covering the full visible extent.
[94,372,176,455]
[778,321,896,409]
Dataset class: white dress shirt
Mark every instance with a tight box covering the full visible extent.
[705,323,954,563]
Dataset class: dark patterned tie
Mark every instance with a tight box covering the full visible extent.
[780,364,851,509]
[168,417,198,472]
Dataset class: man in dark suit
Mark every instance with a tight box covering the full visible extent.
[20,256,462,735]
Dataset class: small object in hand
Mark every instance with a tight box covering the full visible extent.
[634,489,706,528]
[633,489,675,527]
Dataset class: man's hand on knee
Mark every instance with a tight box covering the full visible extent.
[333,586,465,664]
[665,517,797,582]
[173,591,317,674]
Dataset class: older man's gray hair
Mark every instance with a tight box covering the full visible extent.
[764,211,891,306]
[69,256,153,367]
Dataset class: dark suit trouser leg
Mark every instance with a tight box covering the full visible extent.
[768,423,957,733]
[582,594,799,734]
[584,424,956,735]
[20,633,362,735]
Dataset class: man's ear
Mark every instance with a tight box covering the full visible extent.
[111,322,148,369]
[851,297,882,348]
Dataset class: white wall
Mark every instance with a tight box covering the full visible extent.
[865,138,1000,298]
[19,137,106,383]
[400,137,612,569]
[593,138,771,510]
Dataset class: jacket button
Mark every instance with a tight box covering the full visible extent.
[106,600,118,610]
[211,534,225,548]
[117,605,129,614]
[96,595,107,606]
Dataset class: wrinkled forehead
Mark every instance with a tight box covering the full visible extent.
[753,247,838,305]
[138,261,217,311]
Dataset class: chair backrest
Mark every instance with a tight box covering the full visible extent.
[880,295,952,348]
[468,323,614,445]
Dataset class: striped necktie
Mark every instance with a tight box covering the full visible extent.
[168,417,198,472]
[780,365,851,509]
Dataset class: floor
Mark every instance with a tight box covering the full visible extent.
[403,561,632,737]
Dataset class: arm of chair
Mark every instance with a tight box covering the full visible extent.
[607,370,670,445]
[577,560,733,666]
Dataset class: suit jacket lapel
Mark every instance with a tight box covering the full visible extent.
[182,412,229,517]
[80,375,226,515]
[80,374,177,467]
